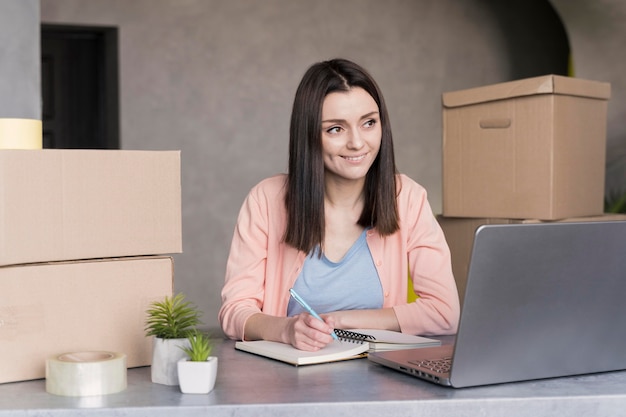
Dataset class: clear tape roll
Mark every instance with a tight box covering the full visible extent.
[46,351,127,397]
[0,118,43,149]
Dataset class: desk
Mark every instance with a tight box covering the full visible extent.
[1,338,626,417]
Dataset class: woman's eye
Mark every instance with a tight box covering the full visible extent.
[327,126,342,134]
[364,119,377,128]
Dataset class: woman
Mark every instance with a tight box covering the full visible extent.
[219,58,459,351]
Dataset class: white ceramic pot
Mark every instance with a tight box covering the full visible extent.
[177,357,218,394]
[151,337,190,385]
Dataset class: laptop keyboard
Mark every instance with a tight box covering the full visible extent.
[408,357,452,374]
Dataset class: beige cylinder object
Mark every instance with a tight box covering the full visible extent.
[0,118,43,149]
[46,351,127,397]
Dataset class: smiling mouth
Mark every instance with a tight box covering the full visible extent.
[342,154,367,162]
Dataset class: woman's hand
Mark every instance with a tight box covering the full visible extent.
[243,312,336,351]
[284,313,336,351]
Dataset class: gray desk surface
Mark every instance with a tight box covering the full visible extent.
[2,337,626,417]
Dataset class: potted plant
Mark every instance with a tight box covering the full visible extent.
[145,293,202,385]
[605,191,626,213]
[177,330,218,394]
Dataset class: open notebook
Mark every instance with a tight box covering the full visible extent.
[235,329,439,365]
[235,339,369,366]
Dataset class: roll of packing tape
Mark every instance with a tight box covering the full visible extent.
[46,351,127,397]
[0,118,43,149]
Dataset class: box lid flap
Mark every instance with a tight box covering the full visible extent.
[442,74,611,108]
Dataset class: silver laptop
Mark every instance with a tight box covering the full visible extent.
[368,221,626,388]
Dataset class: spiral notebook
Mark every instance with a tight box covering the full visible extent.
[338,329,441,352]
[235,329,439,365]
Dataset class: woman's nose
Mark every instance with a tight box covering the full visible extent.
[347,129,364,149]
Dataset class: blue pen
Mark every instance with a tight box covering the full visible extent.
[289,288,339,341]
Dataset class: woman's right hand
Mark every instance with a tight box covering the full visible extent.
[284,313,336,351]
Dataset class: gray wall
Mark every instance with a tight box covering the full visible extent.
[39,0,517,330]
[3,0,624,330]
[550,0,626,201]
[0,0,40,119]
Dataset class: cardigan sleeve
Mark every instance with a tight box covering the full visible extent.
[391,176,460,335]
[219,181,271,340]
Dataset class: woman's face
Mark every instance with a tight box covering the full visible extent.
[320,87,382,184]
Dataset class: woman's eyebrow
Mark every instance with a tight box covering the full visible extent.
[321,111,380,124]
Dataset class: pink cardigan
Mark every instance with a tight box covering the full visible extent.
[219,174,460,340]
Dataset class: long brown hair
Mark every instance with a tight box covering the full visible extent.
[284,58,399,253]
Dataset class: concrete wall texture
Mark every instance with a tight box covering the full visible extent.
[2,0,625,330]
[0,0,40,118]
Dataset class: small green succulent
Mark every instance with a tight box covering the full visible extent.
[144,293,202,339]
[180,330,214,362]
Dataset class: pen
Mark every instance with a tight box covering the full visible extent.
[289,288,339,341]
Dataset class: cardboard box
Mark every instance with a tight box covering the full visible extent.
[0,256,173,383]
[0,149,182,266]
[442,75,611,220]
[437,214,626,307]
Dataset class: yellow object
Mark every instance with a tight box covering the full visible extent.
[0,118,42,149]
[407,273,418,303]
[46,351,127,396]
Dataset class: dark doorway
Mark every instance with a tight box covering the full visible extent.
[41,24,119,149]
[479,0,571,80]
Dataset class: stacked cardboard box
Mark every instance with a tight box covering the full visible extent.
[0,149,182,383]
[437,74,621,305]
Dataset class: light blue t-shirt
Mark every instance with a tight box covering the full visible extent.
[287,228,383,316]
